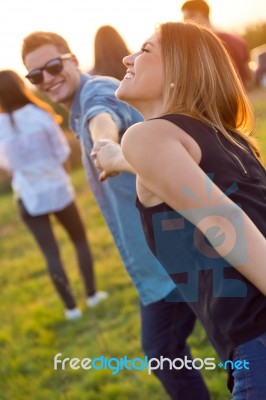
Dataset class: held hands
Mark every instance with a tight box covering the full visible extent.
[91,139,122,182]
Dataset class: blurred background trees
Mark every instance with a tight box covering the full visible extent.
[243,22,266,49]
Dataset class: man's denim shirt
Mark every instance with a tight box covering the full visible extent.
[70,74,176,305]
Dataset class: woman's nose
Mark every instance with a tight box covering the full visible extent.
[123,53,134,67]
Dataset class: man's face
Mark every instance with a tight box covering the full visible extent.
[182,10,206,25]
[24,44,80,109]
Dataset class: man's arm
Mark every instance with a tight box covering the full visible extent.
[88,112,121,181]
[81,77,135,145]
[88,112,119,144]
[79,76,142,179]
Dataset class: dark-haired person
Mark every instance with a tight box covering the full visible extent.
[20,31,211,400]
[181,0,252,88]
[0,70,107,320]
[89,25,130,81]
[93,22,266,398]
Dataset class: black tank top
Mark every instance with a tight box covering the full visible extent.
[136,114,266,388]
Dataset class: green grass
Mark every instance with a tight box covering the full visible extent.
[252,94,266,156]
[0,91,265,400]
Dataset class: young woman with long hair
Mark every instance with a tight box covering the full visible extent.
[93,22,266,398]
[0,70,107,319]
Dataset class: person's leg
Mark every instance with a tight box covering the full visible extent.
[140,298,210,400]
[18,201,76,309]
[54,201,96,297]
[232,332,266,399]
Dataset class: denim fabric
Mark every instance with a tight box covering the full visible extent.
[232,333,266,399]
[140,298,210,400]
[69,74,176,305]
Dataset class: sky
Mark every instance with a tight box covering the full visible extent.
[0,0,265,76]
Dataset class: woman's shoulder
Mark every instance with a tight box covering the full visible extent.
[122,115,203,166]
[22,105,54,127]
[0,104,36,121]
[23,104,49,116]
[123,116,190,143]
[125,116,183,132]
[0,113,8,123]
[121,118,185,159]
[3,104,48,122]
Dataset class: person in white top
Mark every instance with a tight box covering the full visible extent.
[0,70,108,319]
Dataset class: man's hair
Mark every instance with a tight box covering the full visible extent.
[22,31,72,63]
[181,0,210,19]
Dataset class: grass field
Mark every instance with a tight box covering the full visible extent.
[0,89,265,400]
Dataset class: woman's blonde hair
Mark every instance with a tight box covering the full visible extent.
[0,70,62,125]
[158,22,262,161]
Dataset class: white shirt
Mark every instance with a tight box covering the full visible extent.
[0,104,75,215]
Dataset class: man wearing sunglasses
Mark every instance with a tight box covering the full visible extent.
[21,31,210,400]
[25,53,73,85]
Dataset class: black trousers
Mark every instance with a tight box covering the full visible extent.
[140,299,210,400]
[18,200,95,309]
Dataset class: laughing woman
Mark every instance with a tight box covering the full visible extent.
[93,22,266,398]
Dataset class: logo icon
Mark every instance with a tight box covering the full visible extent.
[152,174,248,301]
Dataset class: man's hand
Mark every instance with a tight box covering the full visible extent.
[91,140,121,181]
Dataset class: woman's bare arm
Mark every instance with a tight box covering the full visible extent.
[121,119,266,295]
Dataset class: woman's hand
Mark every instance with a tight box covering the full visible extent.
[91,139,136,181]
[91,139,121,181]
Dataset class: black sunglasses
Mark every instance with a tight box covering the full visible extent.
[26,53,72,84]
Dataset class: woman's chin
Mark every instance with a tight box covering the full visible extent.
[115,85,140,112]
[115,86,126,101]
